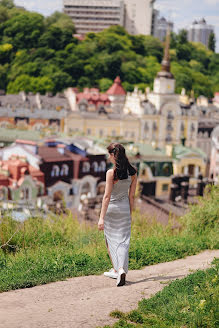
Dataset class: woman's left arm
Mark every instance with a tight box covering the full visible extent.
[98,169,113,230]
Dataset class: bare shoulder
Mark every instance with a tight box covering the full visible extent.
[106,168,114,178]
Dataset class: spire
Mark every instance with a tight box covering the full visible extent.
[157,25,174,79]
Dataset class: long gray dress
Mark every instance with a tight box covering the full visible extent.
[104,174,132,274]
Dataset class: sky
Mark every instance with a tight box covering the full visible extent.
[14,0,219,51]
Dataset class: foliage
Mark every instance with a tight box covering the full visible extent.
[0,185,218,293]
[106,259,219,328]
[208,31,216,52]
[0,5,218,96]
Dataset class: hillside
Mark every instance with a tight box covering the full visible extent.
[0,2,218,97]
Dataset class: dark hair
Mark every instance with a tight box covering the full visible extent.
[107,142,137,181]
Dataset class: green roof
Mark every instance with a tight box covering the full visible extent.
[172,144,207,160]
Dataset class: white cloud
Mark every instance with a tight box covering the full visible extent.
[204,0,219,4]
[15,0,62,15]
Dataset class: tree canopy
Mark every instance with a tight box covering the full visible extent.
[0,3,218,98]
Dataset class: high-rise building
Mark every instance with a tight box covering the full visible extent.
[153,12,173,42]
[123,0,155,35]
[63,0,124,34]
[63,0,155,35]
[188,18,214,47]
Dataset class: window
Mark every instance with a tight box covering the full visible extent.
[162,184,168,191]
[111,130,116,137]
[82,162,90,173]
[51,165,60,177]
[153,122,157,131]
[60,164,69,176]
[165,134,172,143]
[0,188,6,201]
[167,111,174,120]
[166,122,173,131]
[162,183,168,191]
[92,161,99,172]
[99,161,106,172]
[87,128,91,135]
[20,187,30,200]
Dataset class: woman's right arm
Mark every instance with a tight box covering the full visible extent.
[128,173,137,215]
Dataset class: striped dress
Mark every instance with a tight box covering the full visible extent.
[104,174,132,274]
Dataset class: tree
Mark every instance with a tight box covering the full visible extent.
[44,11,75,34]
[39,26,73,51]
[0,0,14,9]
[3,12,44,49]
[208,32,216,52]
[98,78,113,92]
[177,29,188,44]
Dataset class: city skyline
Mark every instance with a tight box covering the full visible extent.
[14,0,219,52]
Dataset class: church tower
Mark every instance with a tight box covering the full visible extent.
[153,28,175,94]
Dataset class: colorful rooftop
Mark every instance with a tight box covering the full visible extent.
[106,76,126,96]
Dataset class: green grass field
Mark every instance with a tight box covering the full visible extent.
[103,258,219,328]
[0,186,218,293]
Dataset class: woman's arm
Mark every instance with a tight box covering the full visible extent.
[128,173,137,215]
[98,169,113,230]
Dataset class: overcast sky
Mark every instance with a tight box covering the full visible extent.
[14,0,219,52]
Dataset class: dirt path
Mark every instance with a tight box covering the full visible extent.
[0,250,218,328]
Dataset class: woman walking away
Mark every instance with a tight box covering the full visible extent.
[98,143,137,287]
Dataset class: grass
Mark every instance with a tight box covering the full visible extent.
[0,185,218,293]
[102,258,219,328]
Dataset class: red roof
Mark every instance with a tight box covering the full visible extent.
[15,139,37,146]
[76,88,111,107]
[106,76,126,96]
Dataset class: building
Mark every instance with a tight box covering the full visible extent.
[196,95,219,176]
[64,77,138,139]
[0,137,107,209]
[123,0,155,35]
[188,18,214,47]
[63,0,155,36]
[213,93,219,108]
[0,91,70,133]
[153,14,174,41]
[123,30,199,149]
[209,125,219,184]
[0,154,45,204]
[63,0,124,34]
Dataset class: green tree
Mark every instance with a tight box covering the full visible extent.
[178,29,188,44]
[0,0,14,9]
[0,64,8,90]
[50,71,73,93]
[3,12,44,49]
[39,26,73,50]
[208,32,216,52]
[98,78,113,92]
[44,11,75,34]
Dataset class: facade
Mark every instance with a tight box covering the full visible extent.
[188,18,214,47]
[0,91,70,133]
[209,126,219,183]
[63,0,155,36]
[123,0,155,35]
[63,0,124,34]
[213,93,219,108]
[0,154,45,204]
[123,30,199,149]
[0,138,108,209]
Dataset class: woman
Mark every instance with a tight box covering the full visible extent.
[98,142,137,287]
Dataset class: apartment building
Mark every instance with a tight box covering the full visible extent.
[63,0,155,35]
[124,0,155,35]
[63,0,124,34]
[188,18,214,47]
